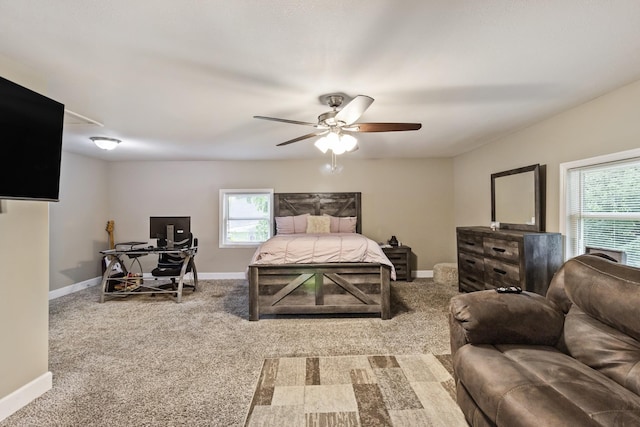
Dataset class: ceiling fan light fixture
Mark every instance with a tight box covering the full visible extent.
[90,136,121,150]
[332,144,346,155]
[314,131,357,155]
[314,137,330,154]
[341,133,358,152]
[328,132,345,155]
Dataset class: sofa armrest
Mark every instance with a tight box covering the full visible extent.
[449,290,564,356]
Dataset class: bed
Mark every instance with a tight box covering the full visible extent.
[248,192,394,321]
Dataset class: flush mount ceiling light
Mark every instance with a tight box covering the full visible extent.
[90,136,121,150]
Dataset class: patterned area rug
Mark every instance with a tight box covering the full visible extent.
[244,354,466,427]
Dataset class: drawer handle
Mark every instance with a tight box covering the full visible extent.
[465,276,477,283]
[492,247,506,253]
[465,259,476,265]
[493,268,507,275]
[464,241,476,246]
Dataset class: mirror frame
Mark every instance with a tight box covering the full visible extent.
[491,163,546,232]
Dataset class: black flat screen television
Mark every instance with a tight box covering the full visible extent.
[149,216,191,246]
[0,76,65,201]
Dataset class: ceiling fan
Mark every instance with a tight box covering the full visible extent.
[253,94,422,152]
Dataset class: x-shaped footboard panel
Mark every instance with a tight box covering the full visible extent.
[248,263,391,321]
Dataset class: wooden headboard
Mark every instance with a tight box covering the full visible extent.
[274,192,362,234]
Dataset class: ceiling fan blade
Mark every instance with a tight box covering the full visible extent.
[334,95,374,125]
[276,130,328,146]
[254,116,319,127]
[347,122,422,132]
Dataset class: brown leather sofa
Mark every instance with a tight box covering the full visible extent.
[449,254,640,426]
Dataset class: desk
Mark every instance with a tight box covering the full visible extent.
[99,246,198,303]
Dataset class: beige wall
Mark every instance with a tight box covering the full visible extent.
[0,201,50,401]
[49,151,110,290]
[0,58,50,404]
[454,78,640,237]
[106,157,456,274]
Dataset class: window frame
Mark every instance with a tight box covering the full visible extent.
[219,188,274,248]
[559,147,640,263]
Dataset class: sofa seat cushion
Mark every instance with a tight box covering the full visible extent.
[454,344,640,426]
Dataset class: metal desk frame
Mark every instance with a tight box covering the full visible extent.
[99,246,198,303]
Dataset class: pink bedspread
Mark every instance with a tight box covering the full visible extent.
[249,233,396,280]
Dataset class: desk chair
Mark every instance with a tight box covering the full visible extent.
[151,233,198,292]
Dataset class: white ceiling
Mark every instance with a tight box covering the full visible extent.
[2,1,640,161]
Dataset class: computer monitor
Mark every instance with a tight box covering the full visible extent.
[149,216,191,248]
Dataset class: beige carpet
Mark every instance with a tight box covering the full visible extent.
[2,278,461,427]
[245,354,466,427]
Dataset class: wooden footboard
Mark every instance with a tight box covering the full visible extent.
[248,263,391,321]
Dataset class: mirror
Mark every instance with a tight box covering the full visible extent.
[491,164,545,232]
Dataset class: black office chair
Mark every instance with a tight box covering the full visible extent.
[151,233,198,292]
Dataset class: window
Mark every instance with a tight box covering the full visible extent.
[561,150,640,267]
[219,189,273,248]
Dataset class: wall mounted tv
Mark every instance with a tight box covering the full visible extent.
[0,76,65,201]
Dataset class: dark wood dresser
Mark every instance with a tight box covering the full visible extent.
[456,226,562,295]
[382,245,413,281]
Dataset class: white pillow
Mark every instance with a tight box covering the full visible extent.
[306,215,331,234]
[323,214,358,233]
[275,213,310,234]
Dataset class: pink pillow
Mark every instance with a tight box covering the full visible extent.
[275,213,309,234]
[323,215,357,233]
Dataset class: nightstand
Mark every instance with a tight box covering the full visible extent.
[382,245,413,281]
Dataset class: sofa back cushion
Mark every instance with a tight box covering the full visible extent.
[545,265,572,314]
[564,255,640,342]
[564,305,640,395]
[563,254,640,393]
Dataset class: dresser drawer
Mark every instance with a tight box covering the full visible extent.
[483,237,520,263]
[458,269,484,292]
[457,232,484,255]
[385,253,407,264]
[458,251,484,275]
[483,258,520,287]
[394,263,408,278]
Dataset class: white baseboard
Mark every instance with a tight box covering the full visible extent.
[0,371,52,423]
[48,272,248,299]
[49,277,102,300]
[414,270,433,278]
[197,272,247,280]
[49,269,433,300]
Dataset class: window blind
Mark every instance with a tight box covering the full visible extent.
[566,158,640,267]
